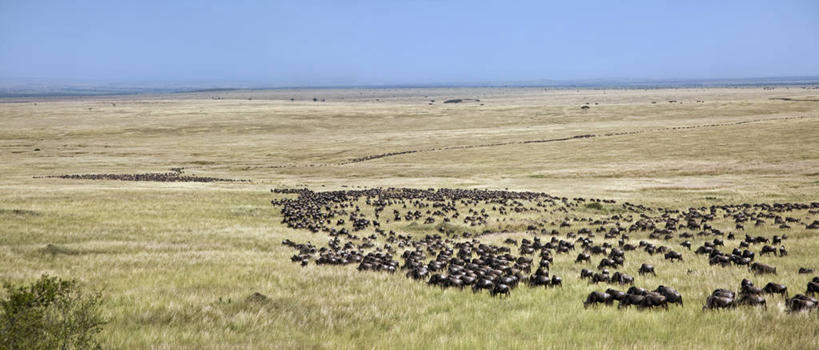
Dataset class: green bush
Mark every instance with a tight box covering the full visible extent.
[0,275,105,350]
[584,202,604,210]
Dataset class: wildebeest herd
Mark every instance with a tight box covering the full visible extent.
[273,187,819,312]
[44,168,245,183]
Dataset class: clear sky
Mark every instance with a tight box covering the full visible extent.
[1,0,817,86]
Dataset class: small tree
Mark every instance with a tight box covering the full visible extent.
[0,274,105,350]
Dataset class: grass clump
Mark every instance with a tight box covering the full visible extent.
[1,274,105,350]
[584,202,604,210]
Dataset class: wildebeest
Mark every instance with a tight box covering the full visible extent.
[591,271,611,284]
[760,245,777,256]
[655,285,683,306]
[763,282,788,298]
[584,291,613,308]
[640,292,669,309]
[750,262,776,274]
[741,283,764,296]
[786,294,818,312]
[703,295,735,310]
[638,263,656,276]
[472,278,494,293]
[737,294,767,309]
[611,272,634,285]
[798,267,814,274]
[575,252,591,263]
[550,275,562,287]
[490,283,510,297]
[618,293,645,309]
[598,258,617,269]
[806,281,819,296]
[664,251,683,262]
[606,288,627,301]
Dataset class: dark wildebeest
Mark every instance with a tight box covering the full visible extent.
[712,288,736,300]
[786,294,818,312]
[703,295,735,310]
[584,291,613,308]
[737,294,767,309]
[490,283,510,297]
[741,283,764,296]
[529,274,550,287]
[664,251,683,262]
[591,272,611,284]
[655,285,683,306]
[612,272,634,285]
[575,252,591,263]
[598,258,617,269]
[763,282,788,298]
[760,245,777,256]
[627,286,648,296]
[472,278,493,293]
[606,288,627,301]
[550,275,562,287]
[806,281,819,296]
[640,292,669,309]
[618,293,645,309]
[638,263,656,276]
[798,267,814,274]
[750,262,776,274]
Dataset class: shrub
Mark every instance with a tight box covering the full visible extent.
[584,202,604,210]
[0,274,105,350]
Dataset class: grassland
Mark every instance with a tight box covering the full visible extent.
[1,87,818,349]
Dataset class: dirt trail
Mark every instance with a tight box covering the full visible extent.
[268,115,817,169]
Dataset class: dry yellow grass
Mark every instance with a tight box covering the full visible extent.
[1,87,818,349]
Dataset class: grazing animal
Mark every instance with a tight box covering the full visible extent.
[737,294,767,309]
[750,262,776,274]
[760,245,777,256]
[763,282,788,298]
[550,275,563,287]
[798,267,814,274]
[591,272,611,284]
[472,279,494,293]
[598,258,617,269]
[664,251,683,262]
[641,292,669,309]
[584,291,613,308]
[704,295,735,310]
[606,288,627,301]
[490,283,510,297]
[618,293,645,309]
[655,285,683,306]
[611,272,634,285]
[638,263,656,276]
[806,281,819,296]
[786,294,818,312]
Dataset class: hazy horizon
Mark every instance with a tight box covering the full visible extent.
[2,0,818,87]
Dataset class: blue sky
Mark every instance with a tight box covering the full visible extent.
[1,0,817,86]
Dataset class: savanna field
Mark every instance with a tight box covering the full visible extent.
[1,87,818,349]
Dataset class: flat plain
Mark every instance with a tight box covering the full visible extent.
[1,87,818,349]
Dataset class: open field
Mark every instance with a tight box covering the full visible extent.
[1,87,819,349]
